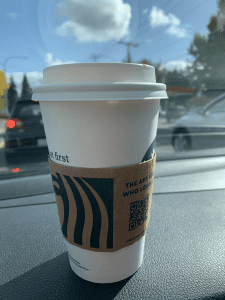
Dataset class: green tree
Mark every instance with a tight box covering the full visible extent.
[136,58,166,83]
[164,69,191,88]
[187,0,225,90]
[20,74,32,99]
[0,70,10,112]
[7,76,18,113]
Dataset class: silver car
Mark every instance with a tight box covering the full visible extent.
[172,92,225,152]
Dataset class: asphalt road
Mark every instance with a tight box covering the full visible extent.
[1,117,221,179]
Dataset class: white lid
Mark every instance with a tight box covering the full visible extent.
[32,63,168,101]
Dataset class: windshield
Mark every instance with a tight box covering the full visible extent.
[0,0,224,179]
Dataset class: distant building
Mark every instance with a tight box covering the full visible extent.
[166,86,195,97]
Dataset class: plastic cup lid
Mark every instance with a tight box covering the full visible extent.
[32,63,168,101]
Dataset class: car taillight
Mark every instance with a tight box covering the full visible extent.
[6,118,24,130]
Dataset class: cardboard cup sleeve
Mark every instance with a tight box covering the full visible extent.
[48,153,156,252]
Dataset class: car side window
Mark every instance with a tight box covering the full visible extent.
[208,98,225,114]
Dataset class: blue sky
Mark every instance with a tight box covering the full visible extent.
[0,0,219,96]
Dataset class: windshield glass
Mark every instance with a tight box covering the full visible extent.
[0,0,224,179]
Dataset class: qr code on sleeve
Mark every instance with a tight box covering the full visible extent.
[129,195,149,231]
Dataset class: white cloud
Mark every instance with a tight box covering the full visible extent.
[25,71,44,86]
[160,60,189,72]
[184,24,192,28]
[6,13,17,19]
[149,6,189,38]
[165,25,188,38]
[150,6,175,27]
[45,53,75,66]
[55,0,132,42]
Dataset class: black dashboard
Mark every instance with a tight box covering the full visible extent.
[1,156,225,300]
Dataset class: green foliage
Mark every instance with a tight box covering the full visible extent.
[7,76,18,114]
[218,0,225,11]
[187,0,225,90]
[164,69,191,88]
[6,73,32,113]
[20,74,32,99]
[0,70,9,111]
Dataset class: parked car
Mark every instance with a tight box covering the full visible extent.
[4,98,47,163]
[166,104,188,123]
[172,92,225,152]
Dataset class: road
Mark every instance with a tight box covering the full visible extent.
[0,117,222,179]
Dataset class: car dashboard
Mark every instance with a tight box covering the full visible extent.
[1,156,225,300]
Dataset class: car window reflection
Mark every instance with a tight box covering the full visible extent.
[207,98,225,114]
[19,105,41,118]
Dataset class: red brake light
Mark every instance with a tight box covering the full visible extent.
[6,118,23,129]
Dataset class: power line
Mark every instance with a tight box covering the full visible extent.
[161,0,173,11]
[142,0,213,49]
[136,0,185,41]
[151,23,225,63]
[149,25,208,59]
[168,0,187,15]
[91,0,215,64]
[180,0,214,21]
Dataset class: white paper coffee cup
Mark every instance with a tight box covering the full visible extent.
[32,63,168,284]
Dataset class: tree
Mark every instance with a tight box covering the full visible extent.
[20,74,32,99]
[136,59,166,83]
[164,69,191,88]
[0,70,10,112]
[187,0,225,90]
[7,76,18,113]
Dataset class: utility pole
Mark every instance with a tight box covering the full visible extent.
[118,40,139,63]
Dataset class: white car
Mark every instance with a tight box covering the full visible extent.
[172,92,225,152]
